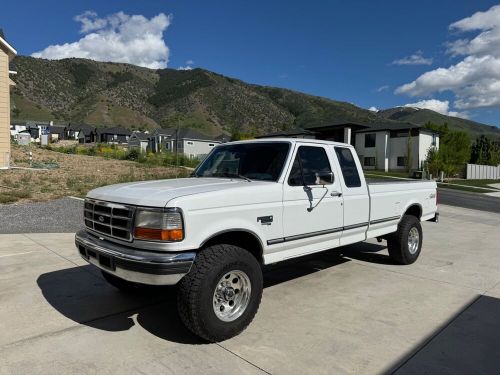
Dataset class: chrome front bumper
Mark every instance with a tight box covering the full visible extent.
[75,230,196,285]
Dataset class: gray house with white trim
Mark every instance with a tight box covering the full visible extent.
[149,128,220,159]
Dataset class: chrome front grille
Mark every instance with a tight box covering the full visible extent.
[84,199,135,241]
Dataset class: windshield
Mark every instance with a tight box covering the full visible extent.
[194,142,290,182]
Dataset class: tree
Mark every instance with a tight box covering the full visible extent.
[425,147,441,177]
[470,135,500,166]
[425,125,471,178]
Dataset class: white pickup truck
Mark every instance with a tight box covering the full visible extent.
[76,138,438,341]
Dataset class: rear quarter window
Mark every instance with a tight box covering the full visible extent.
[334,147,361,188]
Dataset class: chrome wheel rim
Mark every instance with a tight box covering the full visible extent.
[408,227,420,254]
[213,270,251,322]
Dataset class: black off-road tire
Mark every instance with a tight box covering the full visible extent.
[101,270,142,292]
[177,244,263,342]
[387,215,423,265]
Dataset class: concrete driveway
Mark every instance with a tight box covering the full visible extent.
[1,204,500,374]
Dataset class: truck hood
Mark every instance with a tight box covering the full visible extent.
[87,177,264,207]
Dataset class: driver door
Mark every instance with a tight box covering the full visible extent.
[282,145,344,249]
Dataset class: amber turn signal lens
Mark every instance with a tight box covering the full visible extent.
[134,227,184,241]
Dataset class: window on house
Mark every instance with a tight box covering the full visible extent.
[187,141,194,145]
[364,134,376,148]
[334,147,361,188]
[397,157,407,167]
[432,134,437,146]
[209,144,214,147]
[364,157,376,167]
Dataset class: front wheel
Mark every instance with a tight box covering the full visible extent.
[177,244,263,342]
[387,215,423,265]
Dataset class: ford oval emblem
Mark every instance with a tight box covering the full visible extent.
[98,215,105,222]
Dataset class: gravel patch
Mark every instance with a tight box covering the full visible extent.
[0,197,84,234]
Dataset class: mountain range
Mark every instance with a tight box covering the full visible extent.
[10,56,500,139]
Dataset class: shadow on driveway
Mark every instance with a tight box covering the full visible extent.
[37,244,388,345]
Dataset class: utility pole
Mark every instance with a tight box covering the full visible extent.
[175,119,180,177]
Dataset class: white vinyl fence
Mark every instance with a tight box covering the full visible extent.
[466,163,500,180]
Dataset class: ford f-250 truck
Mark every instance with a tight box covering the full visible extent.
[75,139,438,341]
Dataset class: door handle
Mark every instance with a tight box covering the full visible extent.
[330,191,342,197]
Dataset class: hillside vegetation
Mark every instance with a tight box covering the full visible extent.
[10,56,500,138]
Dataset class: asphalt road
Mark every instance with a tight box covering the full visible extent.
[438,188,500,214]
[0,197,84,234]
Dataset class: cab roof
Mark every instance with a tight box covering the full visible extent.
[224,138,353,148]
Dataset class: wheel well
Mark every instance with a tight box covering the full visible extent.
[201,231,264,264]
[404,204,422,219]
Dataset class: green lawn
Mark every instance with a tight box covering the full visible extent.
[442,179,500,190]
[364,170,412,179]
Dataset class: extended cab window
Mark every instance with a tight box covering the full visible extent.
[334,147,361,188]
[288,146,332,186]
[195,142,290,181]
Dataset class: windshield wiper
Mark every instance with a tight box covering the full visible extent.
[220,173,252,182]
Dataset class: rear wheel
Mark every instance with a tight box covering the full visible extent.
[387,215,423,265]
[101,270,142,292]
[177,244,263,342]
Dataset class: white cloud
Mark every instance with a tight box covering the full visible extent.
[368,106,379,112]
[403,99,469,118]
[32,11,172,69]
[396,5,500,110]
[392,51,433,65]
[177,60,194,70]
[376,85,389,92]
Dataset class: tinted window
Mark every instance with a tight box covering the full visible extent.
[288,146,332,186]
[364,157,375,167]
[334,147,361,188]
[397,156,407,167]
[195,142,290,181]
[365,134,376,147]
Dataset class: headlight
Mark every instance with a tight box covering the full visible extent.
[134,208,184,241]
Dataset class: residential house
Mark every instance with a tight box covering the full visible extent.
[48,124,67,141]
[10,121,26,137]
[259,121,439,172]
[354,123,439,171]
[128,131,150,153]
[149,127,220,158]
[25,121,51,142]
[66,123,96,143]
[176,128,219,159]
[78,126,97,144]
[0,29,16,168]
[149,128,176,153]
[97,127,131,144]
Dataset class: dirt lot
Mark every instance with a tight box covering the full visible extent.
[0,145,187,204]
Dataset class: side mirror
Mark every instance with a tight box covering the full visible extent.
[316,171,334,185]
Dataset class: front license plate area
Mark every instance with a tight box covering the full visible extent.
[98,253,115,270]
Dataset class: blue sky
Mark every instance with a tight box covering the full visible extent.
[2,0,500,126]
